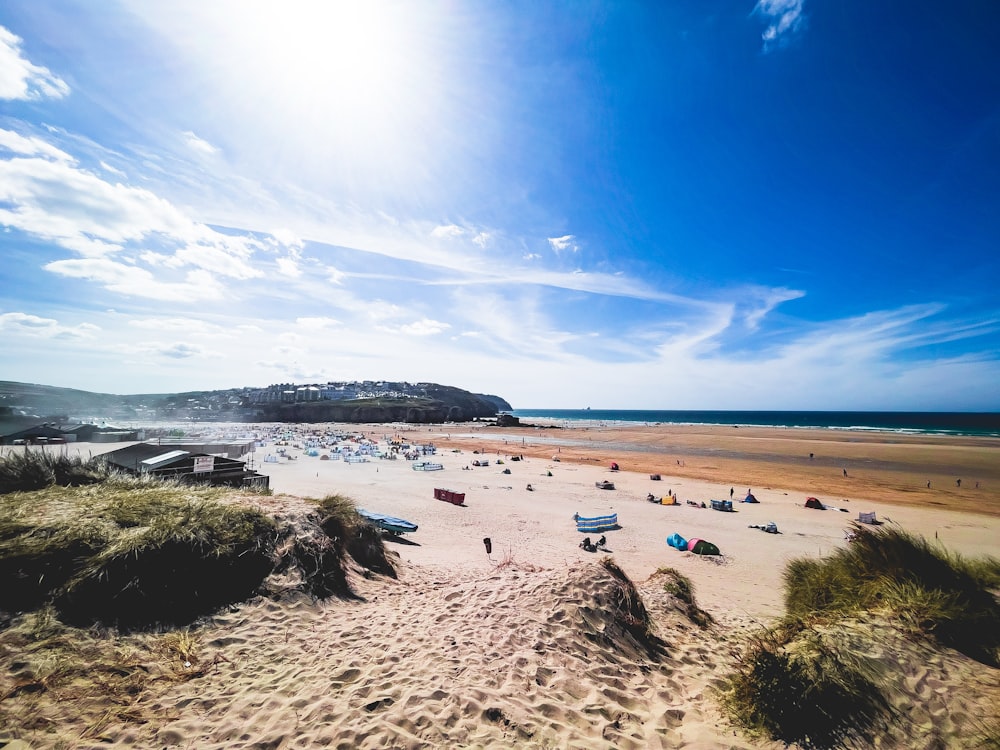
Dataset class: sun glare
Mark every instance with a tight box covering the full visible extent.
[155,0,460,193]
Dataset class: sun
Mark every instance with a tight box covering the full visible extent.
[151,0,462,191]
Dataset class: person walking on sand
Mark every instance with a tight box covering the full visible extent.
[730,487,734,499]
[843,468,848,477]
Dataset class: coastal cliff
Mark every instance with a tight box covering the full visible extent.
[0,381,513,425]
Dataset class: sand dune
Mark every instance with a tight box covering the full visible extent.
[3,423,998,748]
[81,561,780,750]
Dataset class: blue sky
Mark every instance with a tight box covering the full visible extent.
[1,1,998,410]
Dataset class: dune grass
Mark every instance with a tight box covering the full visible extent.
[656,566,714,627]
[783,523,1000,664]
[722,524,1000,748]
[0,474,276,629]
[0,449,109,494]
[722,618,890,749]
[0,607,211,743]
[597,557,663,657]
[0,478,400,743]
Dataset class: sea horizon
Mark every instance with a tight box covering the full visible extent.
[509,409,1000,438]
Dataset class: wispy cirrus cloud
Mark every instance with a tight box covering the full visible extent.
[0,128,271,299]
[43,259,227,302]
[0,312,99,339]
[149,342,205,359]
[755,0,806,51]
[548,234,578,253]
[183,130,219,155]
[0,26,69,100]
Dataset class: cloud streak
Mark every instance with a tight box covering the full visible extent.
[755,0,806,50]
[0,27,69,100]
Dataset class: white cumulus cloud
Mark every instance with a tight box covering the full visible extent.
[0,26,70,100]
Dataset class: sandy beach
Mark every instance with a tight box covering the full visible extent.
[239,421,1000,621]
[4,422,999,749]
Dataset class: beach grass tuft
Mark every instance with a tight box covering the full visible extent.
[0,473,278,629]
[723,525,1000,747]
[722,617,890,748]
[0,607,209,741]
[0,449,109,494]
[783,524,1000,664]
[656,566,714,627]
[599,558,662,656]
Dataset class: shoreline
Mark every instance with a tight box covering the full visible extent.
[416,421,1000,518]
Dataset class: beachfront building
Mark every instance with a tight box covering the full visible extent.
[100,443,269,490]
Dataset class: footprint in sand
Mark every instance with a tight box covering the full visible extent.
[364,695,396,712]
[329,667,362,687]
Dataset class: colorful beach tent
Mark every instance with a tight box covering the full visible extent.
[687,538,721,556]
[804,497,825,510]
[667,532,687,550]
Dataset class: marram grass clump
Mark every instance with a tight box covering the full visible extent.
[595,557,663,658]
[722,526,1000,748]
[56,499,277,629]
[276,494,397,599]
[0,449,109,494]
[783,524,1000,664]
[657,566,714,628]
[0,474,277,629]
[722,618,890,749]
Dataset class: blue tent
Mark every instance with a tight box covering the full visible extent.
[666,532,688,550]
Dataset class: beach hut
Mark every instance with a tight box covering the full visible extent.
[804,497,825,510]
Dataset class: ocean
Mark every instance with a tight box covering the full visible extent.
[509,410,1000,438]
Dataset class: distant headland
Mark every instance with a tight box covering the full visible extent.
[0,380,513,426]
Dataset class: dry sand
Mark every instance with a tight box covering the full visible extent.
[5,423,999,749]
